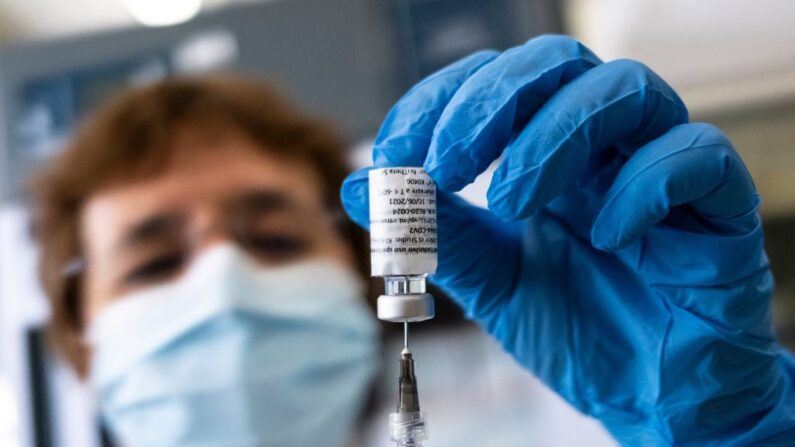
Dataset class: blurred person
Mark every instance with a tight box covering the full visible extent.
[32,76,380,446]
[31,34,795,447]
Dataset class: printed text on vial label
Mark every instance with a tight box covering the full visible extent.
[369,168,438,275]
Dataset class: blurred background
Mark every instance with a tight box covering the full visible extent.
[0,0,793,446]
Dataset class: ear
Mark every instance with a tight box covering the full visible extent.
[76,341,92,380]
[45,323,92,380]
[54,270,92,379]
[72,334,92,380]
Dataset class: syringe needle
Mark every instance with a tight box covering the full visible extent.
[390,338,428,445]
[397,347,419,413]
[403,321,409,349]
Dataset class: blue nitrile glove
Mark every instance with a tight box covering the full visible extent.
[342,35,795,445]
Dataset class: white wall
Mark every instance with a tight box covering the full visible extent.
[565,0,795,115]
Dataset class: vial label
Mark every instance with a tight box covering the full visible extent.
[369,167,437,276]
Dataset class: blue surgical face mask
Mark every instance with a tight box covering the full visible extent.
[86,244,380,447]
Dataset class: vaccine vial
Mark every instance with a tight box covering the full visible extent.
[369,167,437,322]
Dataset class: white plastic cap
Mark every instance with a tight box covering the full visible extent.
[377,293,435,322]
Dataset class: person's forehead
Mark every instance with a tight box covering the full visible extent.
[80,134,327,256]
[163,130,325,200]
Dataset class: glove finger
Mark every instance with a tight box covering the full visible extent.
[590,124,774,357]
[487,59,689,220]
[424,35,602,192]
[591,123,766,286]
[341,168,523,324]
[592,123,759,250]
[373,50,499,168]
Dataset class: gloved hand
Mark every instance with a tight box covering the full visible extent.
[342,35,795,445]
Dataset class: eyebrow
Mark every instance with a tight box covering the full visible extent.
[233,189,296,215]
[117,212,186,250]
[113,189,299,252]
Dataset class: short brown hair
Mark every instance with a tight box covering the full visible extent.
[30,74,366,376]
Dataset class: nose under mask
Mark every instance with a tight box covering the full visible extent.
[86,245,380,447]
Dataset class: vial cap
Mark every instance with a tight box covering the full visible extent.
[377,293,435,322]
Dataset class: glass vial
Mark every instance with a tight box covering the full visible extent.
[369,167,437,322]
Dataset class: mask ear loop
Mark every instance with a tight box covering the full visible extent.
[62,257,87,341]
[63,257,86,277]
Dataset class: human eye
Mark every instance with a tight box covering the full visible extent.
[123,252,186,286]
[245,233,309,263]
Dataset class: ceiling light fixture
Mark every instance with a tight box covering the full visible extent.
[122,0,202,27]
